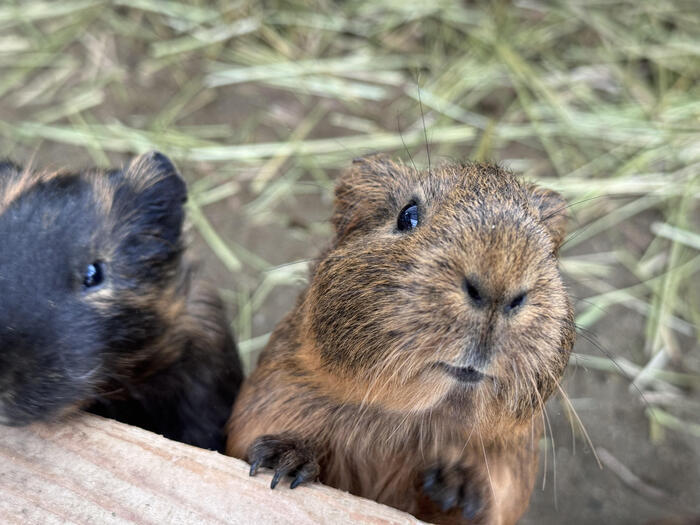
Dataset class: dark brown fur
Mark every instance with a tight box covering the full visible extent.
[0,152,242,451]
[227,157,574,523]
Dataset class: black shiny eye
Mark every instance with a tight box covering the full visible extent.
[83,262,105,288]
[505,292,526,313]
[397,202,419,231]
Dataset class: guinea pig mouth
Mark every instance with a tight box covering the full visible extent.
[436,363,486,384]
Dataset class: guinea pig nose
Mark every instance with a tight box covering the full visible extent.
[462,277,486,308]
[504,292,527,314]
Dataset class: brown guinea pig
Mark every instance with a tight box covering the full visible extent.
[227,156,574,524]
[0,152,242,452]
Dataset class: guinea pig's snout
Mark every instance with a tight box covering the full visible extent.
[462,276,528,316]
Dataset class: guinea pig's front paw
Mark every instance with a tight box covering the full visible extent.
[247,433,320,490]
[422,463,487,521]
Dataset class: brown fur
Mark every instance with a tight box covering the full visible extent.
[227,157,575,523]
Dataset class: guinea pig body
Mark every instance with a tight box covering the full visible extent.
[0,152,242,451]
[227,157,574,523]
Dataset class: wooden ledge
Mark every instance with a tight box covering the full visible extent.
[0,413,421,524]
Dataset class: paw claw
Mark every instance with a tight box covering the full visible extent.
[246,433,320,490]
[290,474,303,489]
[270,471,282,489]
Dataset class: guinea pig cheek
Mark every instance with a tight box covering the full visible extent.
[53,308,107,395]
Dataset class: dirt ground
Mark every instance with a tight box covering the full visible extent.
[1,3,699,523]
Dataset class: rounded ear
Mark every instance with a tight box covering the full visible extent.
[332,155,409,242]
[124,151,187,206]
[124,151,187,243]
[526,184,568,253]
[115,151,188,266]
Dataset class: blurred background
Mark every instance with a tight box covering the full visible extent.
[0,1,698,523]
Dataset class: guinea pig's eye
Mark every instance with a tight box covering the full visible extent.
[397,202,419,232]
[83,262,105,289]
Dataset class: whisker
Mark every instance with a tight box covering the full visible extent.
[478,432,496,502]
[575,326,653,414]
[397,114,418,174]
[554,380,602,468]
[460,424,477,457]
[537,385,558,508]
[416,80,431,177]
[539,390,548,490]
[541,195,616,222]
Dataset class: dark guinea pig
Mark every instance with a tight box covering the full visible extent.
[227,156,575,524]
[0,152,242,451]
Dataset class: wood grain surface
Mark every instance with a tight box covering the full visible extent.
[0,413,422,525]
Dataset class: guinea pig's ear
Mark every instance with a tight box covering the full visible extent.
[122,151,187,247]
[527,184,568,253]
[332,155,405,242]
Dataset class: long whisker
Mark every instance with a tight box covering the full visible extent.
[416,82,431,176]
[536,386,548,491]
[575,326,653,413]
[460,424,477,457]
[554,380,602,468]
[510,360,520,414]
[478,432,496,501]
[541,194,620,222]
[539,387,557,508]
[397,115,418,174]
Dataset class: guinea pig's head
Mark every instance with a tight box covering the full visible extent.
[0,152,187,425]
[305,156,574,430]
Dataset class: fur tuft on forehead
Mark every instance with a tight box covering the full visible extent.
[0,161,72,215]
